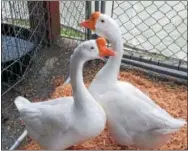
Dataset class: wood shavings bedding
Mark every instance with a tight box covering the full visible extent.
[20,64,187,150]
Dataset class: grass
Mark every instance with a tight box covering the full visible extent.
[5,18,30,28]
[60,26,85,39]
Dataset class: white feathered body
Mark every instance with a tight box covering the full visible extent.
[15,94,105,149]
[86,13,186,149]
[89,79,186,149]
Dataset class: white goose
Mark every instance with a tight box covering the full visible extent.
[80,12,186,149]
[14,38,115,150]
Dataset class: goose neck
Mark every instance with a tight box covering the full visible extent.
[104,32,123,81]
[70,54,86,97]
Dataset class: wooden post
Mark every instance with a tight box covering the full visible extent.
[27,1,60,45]
[46,1,60,42]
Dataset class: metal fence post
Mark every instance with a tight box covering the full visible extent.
[101,1,106,13]
[95,1,100,11]
[85,1,92,40]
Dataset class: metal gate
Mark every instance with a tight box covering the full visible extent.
[111,1,187,80]
[92,1,187,80]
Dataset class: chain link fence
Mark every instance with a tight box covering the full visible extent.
[1,1,50,96]
[1,1,87,149]
[111,1,187,72]
[1,1,52,149]
[59,1,86,41]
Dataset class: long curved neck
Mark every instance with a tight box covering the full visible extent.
[70,54,91,107]
[97,29,123,82]
[106,33,123,76]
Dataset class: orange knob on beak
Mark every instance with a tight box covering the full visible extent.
[80,12,100,30]
[96,38,115,57]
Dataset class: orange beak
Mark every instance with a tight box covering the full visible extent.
[80,20,95,30]
[80,12,100,30]
[96,38,115,57]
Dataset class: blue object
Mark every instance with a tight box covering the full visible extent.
[2,35,35,63]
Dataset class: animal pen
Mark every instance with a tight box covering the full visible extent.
[1,1,187,150]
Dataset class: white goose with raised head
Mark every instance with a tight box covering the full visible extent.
[80,12,186,149]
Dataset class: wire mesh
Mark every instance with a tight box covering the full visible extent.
[1,1,50,95]
[111,1,187,69]
[1,1,88,149]
[59,1,86,43]
[1,1,52,149]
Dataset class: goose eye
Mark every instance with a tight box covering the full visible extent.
[91,46,94,50]
[101,19,105,23]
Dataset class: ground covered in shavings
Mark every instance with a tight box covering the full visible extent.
[19,62,187,150]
